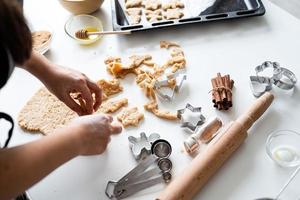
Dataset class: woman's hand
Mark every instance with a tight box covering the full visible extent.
[69,114,122,155]
[44,66,102,116]
[0,114,122,199]
[22,51,102,116]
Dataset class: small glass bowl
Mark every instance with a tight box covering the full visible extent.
[266,130,300,167]
[64,15,103,45]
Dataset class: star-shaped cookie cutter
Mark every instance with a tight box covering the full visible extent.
[153,72,187,101]
[128,132,160,160]
[177,103,206,132]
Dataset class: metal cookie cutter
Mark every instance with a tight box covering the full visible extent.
[105,139,172,200]
[177,103,206,132]
[250,61,297,97]
[154,72,187,101]
[128,132,160,160]
[273,67,297,90]
[250,76,273,97]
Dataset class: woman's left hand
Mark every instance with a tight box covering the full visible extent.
[44,66,102,116]
[22,51,102,116]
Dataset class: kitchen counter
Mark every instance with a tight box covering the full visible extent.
[1,0,300,199]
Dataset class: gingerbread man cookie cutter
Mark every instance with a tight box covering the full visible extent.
[128,132,160,160]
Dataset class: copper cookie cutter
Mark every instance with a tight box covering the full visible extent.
[250,61,297,97]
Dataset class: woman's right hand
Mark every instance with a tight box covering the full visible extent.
[67,114,122,156]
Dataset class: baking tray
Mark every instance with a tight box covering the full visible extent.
[111,0,265,31]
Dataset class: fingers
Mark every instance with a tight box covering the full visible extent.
[97,115,121,135]
[86,80,102,111]
[109,123,122,135]
[104,115,113,123]
[64,94,84,116]
[77,84,93,114]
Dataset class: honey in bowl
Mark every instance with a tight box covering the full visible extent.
[76,27,101,45]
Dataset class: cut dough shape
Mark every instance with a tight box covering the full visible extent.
[99,98,128,113]
[18,88,76,135]
[129,54,152,67]
[104,56,122,65]
[125,0,142,8]
[126,8,142,24]
[97,79,123,98]
[171,47,184,57]
[160,40,180,49]
[164,8,184,20]
[162,0,184,11]
[117,107,144,127]
[143,0,161,10]
[160,41,186,73]
[144,101,178,120]
[126,7,142,15]
[145,10,163,22]
[107,62,136,78]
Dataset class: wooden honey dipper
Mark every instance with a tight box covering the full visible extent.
[75,29,131,39]
[156,92,274,200]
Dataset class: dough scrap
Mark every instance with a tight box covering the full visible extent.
[104,56,122,65]
[99,98,128,113]
[105,55,152,78]
[117,107,144,127]
[18,88,76,135]
[107,62,134,78]
[164,8,184,20]
[103,41,186,121]
[126,0,142,8]
[171,47,184,57]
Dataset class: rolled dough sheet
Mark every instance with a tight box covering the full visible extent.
[18,87,76,135]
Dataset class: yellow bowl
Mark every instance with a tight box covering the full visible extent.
[65,15,103,45]
[58,0,104,14]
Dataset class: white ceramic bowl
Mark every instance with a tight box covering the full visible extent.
[266,130,300,167]
[58,0,104,14]
[64,14,103,45]
[29,23,53,54]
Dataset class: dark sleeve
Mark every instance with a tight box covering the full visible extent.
[17,0,23,8]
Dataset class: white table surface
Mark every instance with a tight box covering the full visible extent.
[1,0,300,199]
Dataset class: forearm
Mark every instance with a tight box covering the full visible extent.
[0,127,82,199]
[21,51,59,85]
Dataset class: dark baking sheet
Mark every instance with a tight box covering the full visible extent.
[111,0,265,31]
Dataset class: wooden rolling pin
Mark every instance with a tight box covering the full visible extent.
[156,92,274,200]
